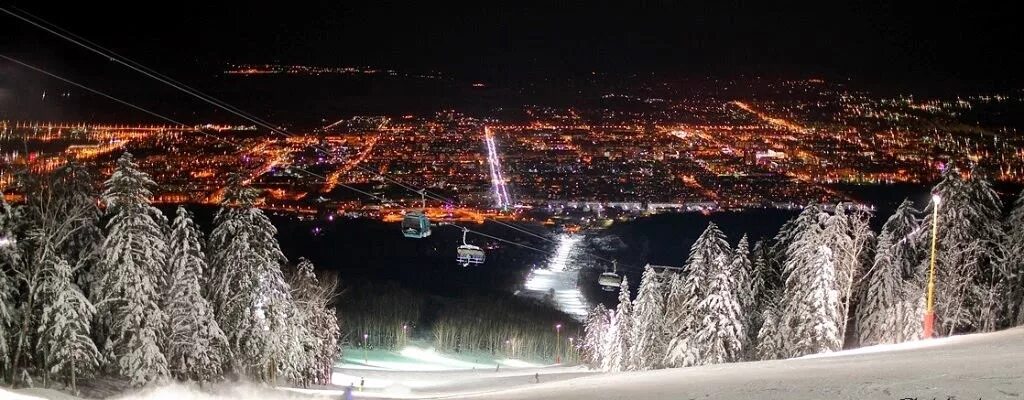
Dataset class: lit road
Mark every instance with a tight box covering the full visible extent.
[321,133,380,194]
[484,127,512,209]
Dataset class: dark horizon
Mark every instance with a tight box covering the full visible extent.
[1,2,1021,91]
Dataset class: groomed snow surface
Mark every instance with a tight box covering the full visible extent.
[6,327,1023,399]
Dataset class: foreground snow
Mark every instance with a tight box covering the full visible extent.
[462,327,1024,400]
[7,327,1023,400]
[3,382,336,400]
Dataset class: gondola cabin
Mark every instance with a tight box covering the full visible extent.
[402,211,431,238]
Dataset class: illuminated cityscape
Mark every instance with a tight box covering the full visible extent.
[3,78,1022,221]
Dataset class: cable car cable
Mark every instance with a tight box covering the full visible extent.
[2,8,634,271]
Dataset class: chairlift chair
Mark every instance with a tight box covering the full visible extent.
[598,260,622,291]
[456,227,486,266]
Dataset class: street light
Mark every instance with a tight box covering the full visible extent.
[363,333,369,363]
[923,194,941,339]
[555,323,562,364]
[402,324,408,347]
[568,337,575,362]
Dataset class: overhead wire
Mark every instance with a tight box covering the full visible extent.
[1,6,634,271]
[0,55,387,203]
[0,55,572,262]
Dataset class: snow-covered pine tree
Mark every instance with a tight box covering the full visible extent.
[7,168,100,382]
[691,245,746,365]
[207,182,296,382]
[659,272,684,367]
[919,165,1005,335]
[36,256,99,393]
[581,304,610,368]
[786,243,841,356]
[779,206,842,357]
[600,310,619,372]
[965,168,1009,332]
[1006,189,1024,326]
[164,207,228,382]
[30,244,63,385]
[857,200,919,346]
[884,200,923,280]
[767,214,801,283]
[96,153,169,385]
[896,288,926,343]
[887,200,924,343]
[286,258,340,386]
[8,167,106,381]
[755,298,784,360]
[1,195,19,376]
[628,266,666,371]
[48,164,104,298]
[730,234,754,350]
[663,223,732,367]
[747,240,774,350]
[749,240,774,303]
[609,276,632,372]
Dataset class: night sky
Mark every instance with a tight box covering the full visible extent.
[1,2,1021,88]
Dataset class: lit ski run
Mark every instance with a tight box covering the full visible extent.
[521,234,590,320]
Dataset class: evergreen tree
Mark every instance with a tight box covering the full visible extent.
[767,215,801,285]
[965,169,1009,332]
[36,257,99,393]
[600,311,620,372]
[9,167,104,382]
[691,246,746,364]
[628,266,666,370]
[0,195,19,376]
[581,304,610,368]
[664,223,732,367]
[920,165,1005,335]
[747,240,775,351]
[660,272,685,367]
[608,277,632,372]
[96,153,169,385]
[164,207,228,382]
[786,243,841,356]
[730,234,755,349]
[779,206,842,357]
[857,201,920,346]
[1005,189,1024,326]
[48,164,104,298]
[749,240,776,302]
[755,298,784,360]
[207,183,296,382]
